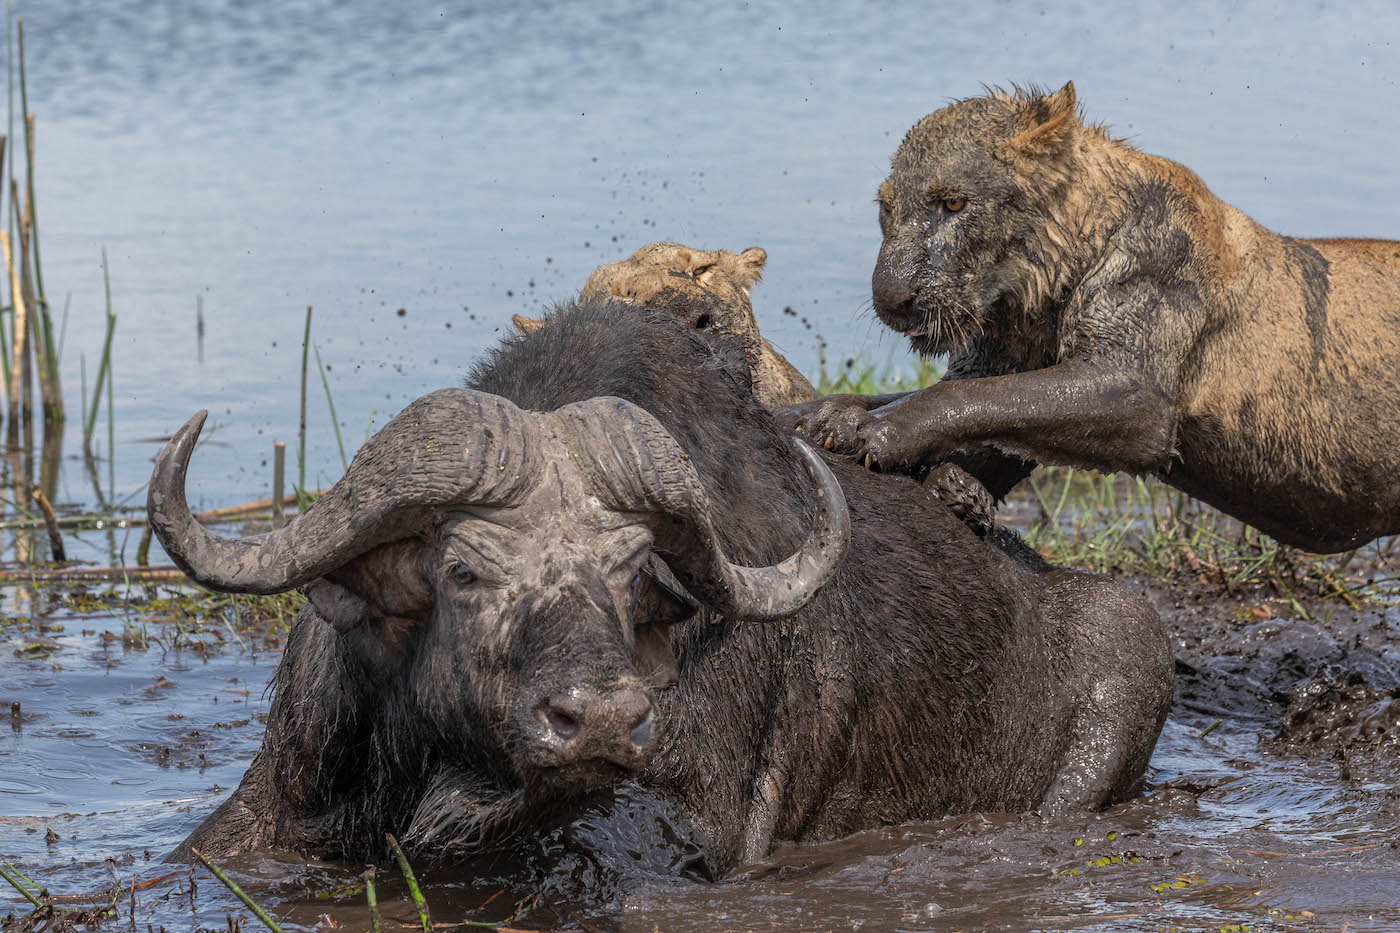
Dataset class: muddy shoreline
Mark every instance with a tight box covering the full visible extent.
[2,570,1397,932]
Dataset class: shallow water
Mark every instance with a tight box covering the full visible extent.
[2,581,1397,931]
[3,1,1400,929]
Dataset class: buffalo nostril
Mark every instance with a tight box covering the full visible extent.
[545,707,580,741]
[629,708,653,749]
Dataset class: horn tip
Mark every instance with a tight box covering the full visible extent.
[171,409,209,462]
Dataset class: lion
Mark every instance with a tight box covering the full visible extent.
[781,82,1400,553]
[516,242,997,534]
[512,241,817,409]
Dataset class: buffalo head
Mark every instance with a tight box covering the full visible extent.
[148,390,848,801]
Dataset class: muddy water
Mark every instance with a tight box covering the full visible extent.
[3,0,1400,928]
[3,577,1397,931]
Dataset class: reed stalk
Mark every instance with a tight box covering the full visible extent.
[385,834,430,932]
[190,849,284,933]
[135,523,151,566]
[0,861,41,908]
[84,249,115,451]
[363,867,381,933]
[11,178,28,438]
[29,482,62,561]
[297,305,310,510]
[56,291,68,362]
[312,342,347,471]
[271,441,285,529]
[0,131,8,397]
[16,20,42,311]
[14,175,56,428]
[105,331,114,496]
[21,117,60,424]
[5,1,12,264]
[2,228,25,445]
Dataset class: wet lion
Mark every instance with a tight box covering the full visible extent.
[513,241,817,409]
[784,82,1400,553]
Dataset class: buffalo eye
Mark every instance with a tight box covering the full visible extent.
[693,313,712,330]
[942,197,968,213]
[451,563,477,586]
[631,571,642,588]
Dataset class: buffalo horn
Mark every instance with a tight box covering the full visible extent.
[147,389,542,594]
[556,397,850,621]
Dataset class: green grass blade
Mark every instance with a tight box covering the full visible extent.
[0,861,41,907]
[385,833,430,932]
[364,867,381,933]
[312,342,347,472]
[84,248,115,448]
[191,848,284,933]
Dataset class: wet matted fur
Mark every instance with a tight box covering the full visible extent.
[513,241,817,408]
[783,82,1400,553]
[169,302,1172,877]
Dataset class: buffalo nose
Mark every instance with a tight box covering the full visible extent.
[539,687,654,763]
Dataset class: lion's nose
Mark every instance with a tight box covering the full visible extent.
[872,249,919,326]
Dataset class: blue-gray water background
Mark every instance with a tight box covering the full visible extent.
[17,0,1400,549]
[2,5,1400,930]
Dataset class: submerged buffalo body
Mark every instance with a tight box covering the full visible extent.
[152,302,1173,876]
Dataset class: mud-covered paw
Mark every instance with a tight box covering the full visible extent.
[779,394,873,452]
[854,416,933,472]
[923,463,995,536]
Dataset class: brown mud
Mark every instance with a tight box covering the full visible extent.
[2,569,1397,932]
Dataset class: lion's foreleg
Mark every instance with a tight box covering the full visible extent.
[863,359,1178,475]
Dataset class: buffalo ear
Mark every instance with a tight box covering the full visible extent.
[999,81,1078,164]
[643,555,700,624]
[304,538,432,641]
[626,556,696,690]
[304,578,372,634]
[512,313,546,335]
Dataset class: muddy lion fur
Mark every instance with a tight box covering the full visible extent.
[792,81,1400,553]
[514,241,817,409]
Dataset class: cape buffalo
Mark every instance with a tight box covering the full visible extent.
[150,301,1172,876]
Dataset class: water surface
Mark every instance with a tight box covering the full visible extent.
[2,2,1399,929]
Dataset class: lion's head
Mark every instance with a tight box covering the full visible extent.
[513,241,816,407]
[874,81,1103,357]
[515,241,767,342]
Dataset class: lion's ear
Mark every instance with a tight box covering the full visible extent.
[1000,81,1077,163]
[512,313,546,335]
[728,247,767,291]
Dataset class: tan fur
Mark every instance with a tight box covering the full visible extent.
[845,81,1400,552]
[514,242,817,408]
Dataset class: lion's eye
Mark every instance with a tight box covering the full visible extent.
[691,263,714,279]
[452,563,477,586]
[943,197,968,213]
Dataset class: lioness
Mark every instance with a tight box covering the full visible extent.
[784,82,1400,553]
[513,241,817,408]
